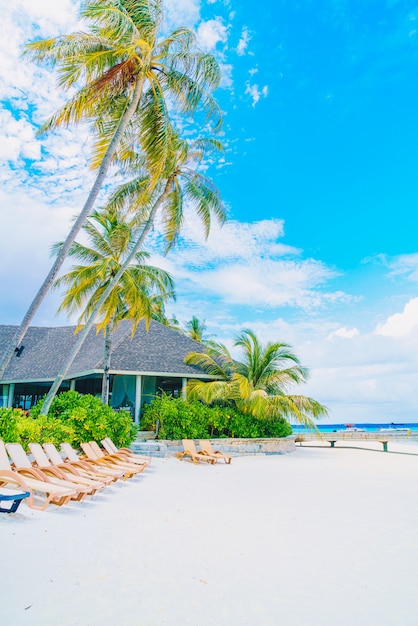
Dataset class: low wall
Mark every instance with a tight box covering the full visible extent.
[132,434,296,457]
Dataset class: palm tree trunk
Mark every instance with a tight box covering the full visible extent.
[0,77,145,382]
[40,177,173,415]
[101,320,114,405]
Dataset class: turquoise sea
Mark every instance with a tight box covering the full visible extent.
[291,423,418,433]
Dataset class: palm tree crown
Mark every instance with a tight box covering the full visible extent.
[185,329,328,427]
[53,207,175,333]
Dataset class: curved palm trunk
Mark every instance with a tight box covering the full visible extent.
[40,177,172,415]
[101,320,114,405]
[0,77,145,382]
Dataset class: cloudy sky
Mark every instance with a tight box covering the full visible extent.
[2,0,418,423]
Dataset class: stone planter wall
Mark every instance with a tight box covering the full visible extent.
[131,434,296,457]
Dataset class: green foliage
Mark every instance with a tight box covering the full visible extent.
[0,407,22,442]
[0,391,137,450]
[140,395,292,440]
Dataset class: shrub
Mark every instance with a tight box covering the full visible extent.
[0,407,23,443]
[27,391,137,448]
[140,395,293,439]
[35,391,137,447]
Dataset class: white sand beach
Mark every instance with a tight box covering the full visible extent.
[1,443,418,626]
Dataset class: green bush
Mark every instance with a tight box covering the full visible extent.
[32,391,138,448]
[0,391,137,451]
[140,395,292,440]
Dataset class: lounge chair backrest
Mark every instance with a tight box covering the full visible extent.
[89,441,106,458]
[199,440,213,455]
[101,439,114,454]
[6,443,32,469]
[182,439,198,455]
[80,442,97,459]
[43,443,65,465]
[103,438,118,453]
[61,443,79,462]
[29,443,52,467]
[0,441,12,471]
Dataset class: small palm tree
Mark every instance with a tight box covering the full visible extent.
[185,329,328,428]
[185,316,208,343]
[0,0,222,379]
[53,207,175,404]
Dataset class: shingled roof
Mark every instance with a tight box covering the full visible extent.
[0,320,206,382]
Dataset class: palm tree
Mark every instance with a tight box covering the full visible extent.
[185,329,328,428]
[53,207,175,404]
[0,0,222,380]
[39,130,225,415]
[185,316,208,343]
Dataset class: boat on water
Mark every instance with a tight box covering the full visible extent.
[344,424,366,432]
[378,427,411,434]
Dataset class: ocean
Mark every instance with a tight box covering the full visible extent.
[291,423,418,433]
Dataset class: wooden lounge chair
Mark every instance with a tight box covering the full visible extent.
[60,443,126,481]
[0,440,75,511]
[199,440,232,464]
[6,443,91,501]
[89,440,148,470]
[43,443,113,486]
[101,437,151,466]
[0,486,30,513]
[30,443,106,494]
[81,442,144,477]
[176,439,216,465]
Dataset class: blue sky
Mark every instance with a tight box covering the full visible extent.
[1,0,418,423]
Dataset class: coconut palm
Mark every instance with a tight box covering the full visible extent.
[39,130,225,415]
[185,316,208,343]
[0,0,222,379]
[185,329,328,427]
[53,207,175,404]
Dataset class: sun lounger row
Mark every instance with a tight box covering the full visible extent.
[0,438,150,513]
[176,439,232,465]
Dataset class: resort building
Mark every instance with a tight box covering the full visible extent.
[0,320,210,424]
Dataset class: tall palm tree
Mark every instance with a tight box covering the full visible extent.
[39,130,225,415]
[0,0,222,379]
[185,316,208,343]
[185,329,328,427]
[53,207,175,404]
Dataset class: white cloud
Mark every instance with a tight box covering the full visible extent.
[386,253,418,282]
[196,18,228,51]
[163,0,201,29]
[237,27,251,55]
[327,326,360,339]
[375,297,418,337]
[245,82,269,107]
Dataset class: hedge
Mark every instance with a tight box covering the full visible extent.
[0,391,137,451]
[140,394,292,440]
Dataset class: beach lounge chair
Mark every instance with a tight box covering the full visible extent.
[101,437,151,466]
[43,443,113,486]
[0,487,30,513]
[6,443,91,501]
[60,443,126,481]
[89,440,148,471]
[176,440,216,465]
[81,442,144,477]
[29,443,106,494]
[0,440,75,511]
[199,440,232,464]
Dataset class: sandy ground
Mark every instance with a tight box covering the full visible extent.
[1,442,418,626]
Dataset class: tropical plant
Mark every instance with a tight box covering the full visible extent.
[39,130,225,415]
[185,316,208,343]
[140,394,292,439]
[0,0,222,380]
[30,391,137,448]
[52,207,175,404]
[185,329,328,427]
